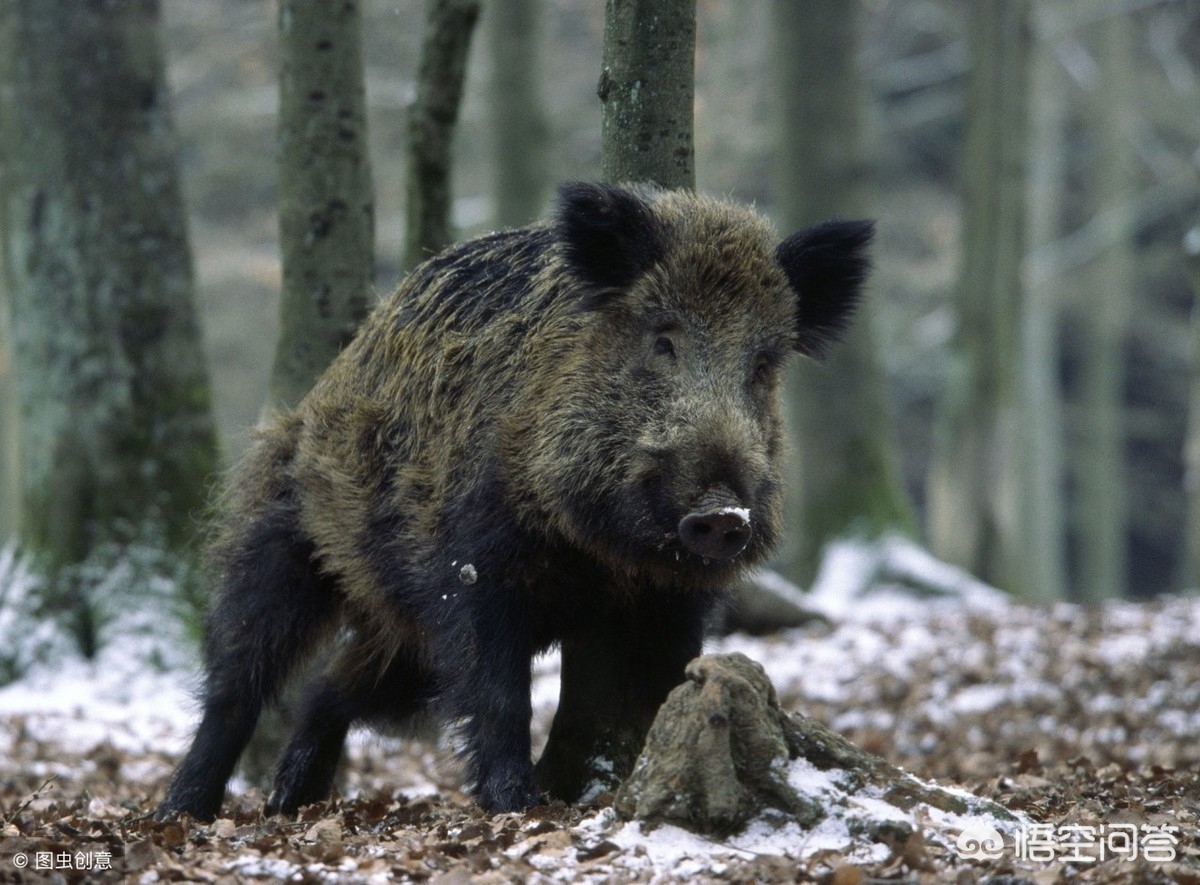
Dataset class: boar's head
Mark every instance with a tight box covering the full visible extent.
[515,182,872,590]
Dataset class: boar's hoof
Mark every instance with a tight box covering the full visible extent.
[679,507,751,561]
[477,766,543,814]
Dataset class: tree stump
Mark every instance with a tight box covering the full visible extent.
[616,653,1021,845]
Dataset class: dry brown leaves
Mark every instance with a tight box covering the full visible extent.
[3,596,1200,882]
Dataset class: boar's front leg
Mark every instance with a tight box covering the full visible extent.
[448,576,541,813]
[535,592,711,802]
[429,501,542,815]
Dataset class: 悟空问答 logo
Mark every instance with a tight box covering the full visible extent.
[954,823,1006,861]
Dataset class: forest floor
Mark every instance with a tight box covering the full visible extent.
[1,538,1199,883]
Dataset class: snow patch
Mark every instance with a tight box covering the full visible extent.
[0,543,199,757]
[4,535,1200,880]
[718,506,751,524]
[0,547,71,684]
[577,755,616,804]
[806,532,1007,621]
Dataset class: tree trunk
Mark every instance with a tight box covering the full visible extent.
[244,0,379,787]
[598,0,696,190]
[404,0,481,271]
[1072,13,1134,602]
[270,0,376,412]
[536,0,698,803]
[0,228,16,545]
[616,653,1021,839]
[926,0,1030,594]
[772,0,916,588]
[1018,22,1069,603]
[488,0,548,229]
[0,0,219,650]
[1184,226,1200,592]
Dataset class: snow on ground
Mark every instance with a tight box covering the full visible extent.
[2,535,1199,881]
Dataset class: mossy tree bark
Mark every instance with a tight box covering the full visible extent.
[0,0,219,652]
[271,0,376,412]
[404,0,481,271]
[598,0,696,190]
[616,654,1020,837]
[488,0,548,229]
[926,0,1030,595]
[772,0,916,588]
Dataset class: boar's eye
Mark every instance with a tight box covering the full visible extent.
[752,354,776,385]
[753,356,772,384]
[751,349,785,385]
[652,335,677,359]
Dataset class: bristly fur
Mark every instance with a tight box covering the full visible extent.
[158,182,873,822]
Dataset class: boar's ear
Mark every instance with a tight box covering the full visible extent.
[556,182,659,309]
[775,219,874,359]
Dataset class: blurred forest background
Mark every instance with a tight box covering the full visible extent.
[3,0,1200,667]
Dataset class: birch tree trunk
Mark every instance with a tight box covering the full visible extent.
[772,0,916,587]
[489,0,548,228]
[0,0,219,651]
[404,0,481,271]
[926,0,1030,594]
[598,0,696,190]
[271,0,375,412]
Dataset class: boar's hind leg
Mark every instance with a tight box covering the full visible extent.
[267,646,433,815]
[158,520,338,822]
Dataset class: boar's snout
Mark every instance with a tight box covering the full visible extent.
[678,491,752,561]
